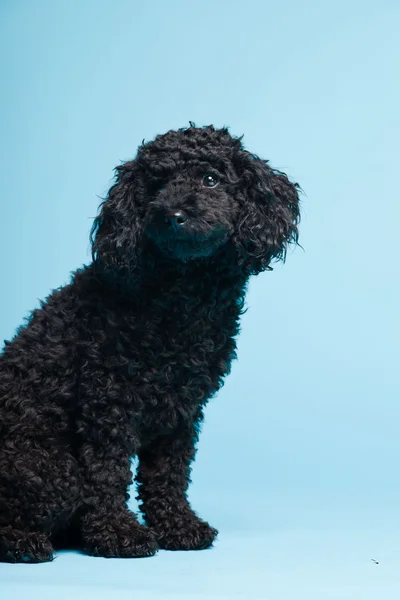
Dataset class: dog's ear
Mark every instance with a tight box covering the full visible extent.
[91,161,144,273]
[233,152,300,274]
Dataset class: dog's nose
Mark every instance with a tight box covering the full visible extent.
[163,211,188,231]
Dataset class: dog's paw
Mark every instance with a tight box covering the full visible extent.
[82,512,158,558]
[0,528,54,563]
[155,515,218,551]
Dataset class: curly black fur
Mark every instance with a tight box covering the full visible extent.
[0,124,300,562]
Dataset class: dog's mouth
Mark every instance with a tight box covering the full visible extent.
[144,220,229,262]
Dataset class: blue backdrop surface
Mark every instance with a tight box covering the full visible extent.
[1,0,400,598]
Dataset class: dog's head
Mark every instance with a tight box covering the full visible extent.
[91,125,300,275]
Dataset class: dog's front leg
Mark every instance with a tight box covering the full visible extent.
[136,414,218,551]
[77,381,158,558]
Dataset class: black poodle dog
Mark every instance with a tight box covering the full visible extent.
[0,124,300,562]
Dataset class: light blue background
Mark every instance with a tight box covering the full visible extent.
[1,0,400,598]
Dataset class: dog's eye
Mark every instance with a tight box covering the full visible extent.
[202,174,219,188]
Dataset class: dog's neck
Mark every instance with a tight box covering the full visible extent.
[87,242,249,306]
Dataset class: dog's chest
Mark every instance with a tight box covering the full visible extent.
[105,284,240,433]
[121,293,229,382]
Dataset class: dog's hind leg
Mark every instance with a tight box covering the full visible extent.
[0,442,81,563]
